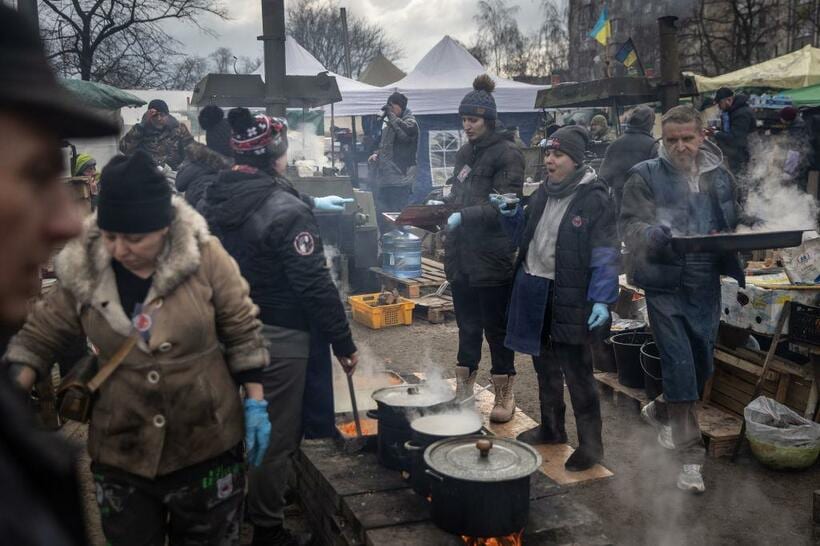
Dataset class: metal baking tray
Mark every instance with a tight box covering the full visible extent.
[670,230,806,254]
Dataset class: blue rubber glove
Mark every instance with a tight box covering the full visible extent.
[314,195,355,212]
[646,224,672,250]
[447,212,462,230]
[587,303,610,331]
[489,194,519,217]
[244,399,271,467]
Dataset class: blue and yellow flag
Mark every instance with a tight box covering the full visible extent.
[615,38,638,67]
[589,8,611,46]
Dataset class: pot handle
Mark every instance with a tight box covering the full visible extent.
[404,440,423,452]
[366,409,379,420]
[424,469,445,483]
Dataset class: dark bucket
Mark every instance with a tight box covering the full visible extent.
[611,332,653,388]
[591,340,617,373]
[640,341,663,400]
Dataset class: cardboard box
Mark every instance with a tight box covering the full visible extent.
[720,277,820,334]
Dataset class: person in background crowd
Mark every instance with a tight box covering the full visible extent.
[368,92,419,232]
[198,104,234,158]
[711,87,756,174]
[200,107,358,546]
[589,114,616,143]
[72,153,97,178]
[0,6,119,543]
[176,140,232,209]
[493,126,618,471]
[620,105,745,493]
[598,105,659,216]
[119,99,195,170]
[432,75,524,423]
[7,150,271,545]
[775,106,810,184]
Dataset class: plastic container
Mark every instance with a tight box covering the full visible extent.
[611,332,653,388]
[349,293,415,329]
[381,228,422,279]
[640,341,663,400]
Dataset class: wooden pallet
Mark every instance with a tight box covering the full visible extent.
[370,259,448,299]
[594,372,743,458]
[410,294,454,324]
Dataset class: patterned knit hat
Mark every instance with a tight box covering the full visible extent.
[227,107,288,158]
[459,74,497,120]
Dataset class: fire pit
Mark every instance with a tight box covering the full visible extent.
[461,530,524,545]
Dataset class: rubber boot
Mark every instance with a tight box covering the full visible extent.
[454,366,477,402]
[517,360,568,445]
[489,374,516,423]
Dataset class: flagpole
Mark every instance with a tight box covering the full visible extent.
[605,35,612,78]
[636,47,647,78]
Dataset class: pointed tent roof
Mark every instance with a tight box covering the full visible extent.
[692,45,820,92]
[359,53,406,87]
[384,36,547,115]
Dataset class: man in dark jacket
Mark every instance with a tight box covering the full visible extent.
[200,108,358,546]
[369,92,419,232]
[598,105,658,216]
[0,5,118,544]
[119,99,194,170]
[495,126,618,471]
[711,87,756,174]
[620,105,745,494]
[438,75,524,423]
[175,142,232,209]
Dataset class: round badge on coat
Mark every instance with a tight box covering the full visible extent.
[572,216,584,228]
[293,231,315,256]
[133,313,153,333]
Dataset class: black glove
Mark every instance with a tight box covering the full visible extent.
[646,224,672,250]
[381,104,390,113]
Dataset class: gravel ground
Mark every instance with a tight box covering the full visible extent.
[68,319,820,545]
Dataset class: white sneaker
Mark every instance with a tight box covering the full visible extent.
[676,464,705,493]
[641,402,675,450]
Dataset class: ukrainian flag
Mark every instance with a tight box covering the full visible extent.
[589,8,611,46]
[615,38,638,67]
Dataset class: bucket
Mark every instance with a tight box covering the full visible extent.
[640,341,663,400]
[611,332,652,388]
[590,340,616,372]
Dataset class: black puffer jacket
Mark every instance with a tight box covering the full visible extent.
[175,142,231,209]
[443,129,525,286]
[714,94,756,172]
[200,168,356,357]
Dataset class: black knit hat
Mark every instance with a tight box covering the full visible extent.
[198,105,232,157]
[387,92,408,111]
[714,87,734,102]
[542,126,590,166]
[148,99,170,115]
[459,75,497,120]
[97,151,173,234]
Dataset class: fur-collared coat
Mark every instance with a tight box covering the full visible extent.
[5,198,268,478]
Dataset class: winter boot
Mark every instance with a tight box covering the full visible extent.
[455,366,477,402]
[489,374,516,423]
[676,464,705,493]
[517,365,567,445]
[564,448,601,472]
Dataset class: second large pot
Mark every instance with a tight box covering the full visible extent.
[424,436,542,538]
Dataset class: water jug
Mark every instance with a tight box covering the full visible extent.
[382,227,422,279]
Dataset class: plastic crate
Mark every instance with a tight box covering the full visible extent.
[348,293,415,330]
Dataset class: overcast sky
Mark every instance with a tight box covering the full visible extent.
[170,0,548,72]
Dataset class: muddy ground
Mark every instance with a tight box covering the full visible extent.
[69,319,819,545]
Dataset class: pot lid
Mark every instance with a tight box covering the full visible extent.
[424,436,543,482]
[371,384,454,408]
[411,412,482,437]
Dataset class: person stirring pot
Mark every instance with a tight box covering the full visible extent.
[7,151,271,545]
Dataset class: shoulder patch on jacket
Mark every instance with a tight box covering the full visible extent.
[293,232,315,256]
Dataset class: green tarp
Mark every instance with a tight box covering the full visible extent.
[60,79,146,111]
[785,83,820,107]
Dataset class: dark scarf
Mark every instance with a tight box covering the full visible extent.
[545,166,587,198]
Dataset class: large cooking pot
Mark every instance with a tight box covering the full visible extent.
[424,436,542,537]
[404,412,483,496]
[370,384,456,470]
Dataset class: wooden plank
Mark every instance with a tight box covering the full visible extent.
[776,374,792,403]
[728,346,815,380]
[421,257,445,270]
[709,391,747,417]
[532,444,614,486]
[594,372,649,406]
[714,349,780,382]
[698,402,742,439]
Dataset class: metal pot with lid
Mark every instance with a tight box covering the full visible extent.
[424,436,542,537]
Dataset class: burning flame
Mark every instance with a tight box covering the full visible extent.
[336,418,378,437]
[461,530,524,546]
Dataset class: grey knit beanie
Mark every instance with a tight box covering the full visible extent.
[543,126,590,166]
[459,74,497,120]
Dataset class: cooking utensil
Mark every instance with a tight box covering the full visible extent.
[424,436,542,537]
[346,373,363,438]
[393,204,458,231]
[670,230,806,254]
[458,383,492,405]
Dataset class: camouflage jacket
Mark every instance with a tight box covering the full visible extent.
[119,115,194,170]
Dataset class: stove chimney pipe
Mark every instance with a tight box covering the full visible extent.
[259,0,287,117]
[658,16,681,114]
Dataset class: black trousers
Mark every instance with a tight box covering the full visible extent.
[92,448,245,546]
[374,185,411,233]
[451,281,515,375]
[532,342,603,457]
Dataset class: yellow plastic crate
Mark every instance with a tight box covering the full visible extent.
[349,293,415,329]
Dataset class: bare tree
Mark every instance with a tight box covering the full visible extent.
[286,0,402,78]
[208,47,235,73]
[40,0,227,88]
[472,0,523,76]
[526,0,569,76]
[167,55,210,90]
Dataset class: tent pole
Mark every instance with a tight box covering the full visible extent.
[331,103,336,171]
[351,115,358,179]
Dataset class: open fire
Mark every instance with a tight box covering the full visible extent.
[335,418,378,437]
[461,531,524,546]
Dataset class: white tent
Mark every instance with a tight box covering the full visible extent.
[383,36,548,115]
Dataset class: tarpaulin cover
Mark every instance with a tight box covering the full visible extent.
[784,82,820,106]
[60,79,146,110]
[692,46,820,92]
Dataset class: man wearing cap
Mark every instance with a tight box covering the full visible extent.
[119,98,195,171]
[711,87,756,174]
[0,4,119,544]
[368,91,419,231]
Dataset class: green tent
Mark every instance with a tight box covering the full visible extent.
[60,79,146,110]
[785,83,820,107]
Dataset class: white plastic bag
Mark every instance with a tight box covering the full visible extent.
[744,396,820,448]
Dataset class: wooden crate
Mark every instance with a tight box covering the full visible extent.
[370,259,449,299]
[410,294,454,324]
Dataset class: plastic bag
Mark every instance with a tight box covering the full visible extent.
[744,396,820,448]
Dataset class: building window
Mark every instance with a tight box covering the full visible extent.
[429,130,466,187]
